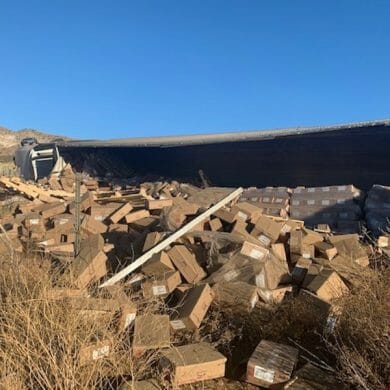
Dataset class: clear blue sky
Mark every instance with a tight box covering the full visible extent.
[0,1,389,139]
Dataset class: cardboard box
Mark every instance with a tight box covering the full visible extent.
[190,220,207,232]
[146,199,173,210]
[246,340,298,388]
[297,289,332,320]
[23,212,43,229]
[161,343,226,386]
[167,245,206,283]
[378,235,389,248]
[71,234,108,289]
[240,241,269,261]
[60,176,74,193]
[142,231,162,252]
[48,175,63,190]
[132,314,170,357]
[302,263,323,288]
[213,281,259,311]
[45,242,75,257]
[142,252,175,276]
[164,204,195,230]
[142,270,181,299]
[301,228,324,245]
[330,236,369,267]
[307,269,349,303]
[84,179,98,190]
[117,303,137,332]
[80,214,107,235]
[90,203,121,222]
[129,216,159,231]
[314,241,338,260]
[232,219,251,237]
[327,255,373,287]
[71,297,120,324]
[34,202,67,219]
[109,202,133,223]
[17,199,40,214]
[79,339,113,365]
[108,223,128,233]
[291,184,360,198]
[71,297,120,313]
[125,209,151,224]
[170,284,214,330]
[253,215,286,243]
[301,243,315,259]
[52,213,74,227]
[292,257,312,284]
[271,243,288,262]
[212,208,239,223]
[250,227,272,247]
[69,191,94,213]
[207,217,223,231]
[44,288,86,300]
[165,206,187,230]
[255,254,290,290]
[103,284,129,304]
[205,252,259,285]
[231,202,262,222]
[258,285,294,304]
[43,226,75,246]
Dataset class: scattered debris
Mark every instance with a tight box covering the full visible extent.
[0,173,385,388]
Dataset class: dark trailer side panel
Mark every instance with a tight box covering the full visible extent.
[59,122,390,190]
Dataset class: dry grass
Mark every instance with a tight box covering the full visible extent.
[326,267,390,390]
[0,250,241,389]
[0,244,389,389]
[0,252,167,389]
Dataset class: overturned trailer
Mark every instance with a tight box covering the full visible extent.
[58,119,390,190]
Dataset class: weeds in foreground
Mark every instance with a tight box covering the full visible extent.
[0,248,389,389]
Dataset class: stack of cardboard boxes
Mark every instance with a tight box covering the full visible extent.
[290,185,363,233]
[365,184,390,235]
[240,186,290,217]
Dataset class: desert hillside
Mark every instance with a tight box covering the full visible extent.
[0,126,70,158]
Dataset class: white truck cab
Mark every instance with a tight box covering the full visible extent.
[14,138,60,181]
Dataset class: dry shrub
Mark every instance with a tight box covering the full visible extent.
[0,250,236,389]
[327,268,390,389]
[0,252,169,389]
[1,241,388,389]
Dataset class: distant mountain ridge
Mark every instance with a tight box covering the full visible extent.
[0,126,71,157]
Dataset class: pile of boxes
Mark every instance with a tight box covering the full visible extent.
[365,184,390,235]
[289,185,363,232]
[240,186,290,218]
[0,175,375,388]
